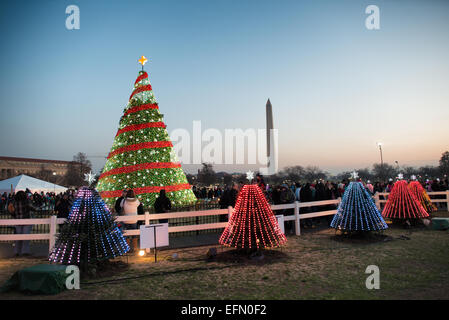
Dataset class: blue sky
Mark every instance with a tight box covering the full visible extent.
[1,0,448,174]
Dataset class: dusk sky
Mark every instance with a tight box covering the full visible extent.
[0,0,448,175]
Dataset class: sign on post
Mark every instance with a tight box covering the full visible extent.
[275,215,285,234]
[140,223,169,249]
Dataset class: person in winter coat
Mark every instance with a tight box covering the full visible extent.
[10,191,36,256]
[154,189,172,223]
[120,189,140,252]
[115,189,127,215]
[55,193,71,218]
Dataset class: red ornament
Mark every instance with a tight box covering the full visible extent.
[219,185,287,249]
[382,180,429,219]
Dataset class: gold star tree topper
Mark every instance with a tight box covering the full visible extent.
[138,55,148,67]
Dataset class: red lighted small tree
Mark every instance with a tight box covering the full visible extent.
[219,184,287,250]
[382,180,429,219]
[408,181,437,214]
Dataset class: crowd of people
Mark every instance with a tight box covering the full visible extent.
[0,189,77,218]
[1,175,448,255]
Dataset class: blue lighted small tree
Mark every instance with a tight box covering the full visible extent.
[49,187,129,268]
[331,181,388,232]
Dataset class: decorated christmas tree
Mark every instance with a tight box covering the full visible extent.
[219,173,286,249]
[49,185,129,266]
[408,180,437,214]
[96,56,197,208]
[382,178,429,219]
[330,181,388,232]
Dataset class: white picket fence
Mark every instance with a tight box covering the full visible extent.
[373,191,449,211]
[0,199,341,253]
[2,190,446,254]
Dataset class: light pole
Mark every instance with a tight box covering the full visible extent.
[52,172,57,194]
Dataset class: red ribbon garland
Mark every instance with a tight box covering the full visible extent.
[100,183,191,198]
[115,122,166,137]
[107,141,173,159]
[123,103,159,117]
[129,85,152,100]
[99,162,182,180]
[134,72,148,85]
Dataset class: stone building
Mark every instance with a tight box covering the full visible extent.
[0,156,76,180]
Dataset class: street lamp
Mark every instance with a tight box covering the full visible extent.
[52,172,57,194]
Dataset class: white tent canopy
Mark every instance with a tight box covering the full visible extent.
[0,175,68,194]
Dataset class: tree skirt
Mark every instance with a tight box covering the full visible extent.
[0,264,69,295]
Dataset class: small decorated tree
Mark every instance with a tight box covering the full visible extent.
[382,179,429,220]
[219,172,286,250]
[408,180,437,214]
[49,184,129,268]
[331,181,388,232]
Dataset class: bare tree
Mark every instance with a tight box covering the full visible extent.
[63,152,92,187]
[197,163,217,185]
[439,151,449,177]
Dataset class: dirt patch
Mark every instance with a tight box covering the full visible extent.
[331,231,393,244]
[210,248,289,265]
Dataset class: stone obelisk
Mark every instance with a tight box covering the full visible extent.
[266,98,273,159]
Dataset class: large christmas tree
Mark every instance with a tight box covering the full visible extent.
[219,184,287,249]
[49,187,129,266]
[408,181,437,214]
[97,56,197,208]
[330,181,388,232]
[382,180,429,219]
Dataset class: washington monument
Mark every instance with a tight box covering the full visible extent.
[263,98,277,175]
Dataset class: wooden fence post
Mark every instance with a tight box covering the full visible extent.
[227,206,233,220]
[294,201,300,236]
[145,211,150,225]
[49,215,57,254]
[446,190,449,212]
[373,193,380,210]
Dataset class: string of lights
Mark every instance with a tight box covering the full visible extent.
[97,68,197,208]
[408,181,437,214]
[330,182,388,232]
[382,180,429,219]
[49,187,129,265]
[219,185,287,249]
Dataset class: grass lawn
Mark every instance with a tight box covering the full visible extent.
[1,213,448,300]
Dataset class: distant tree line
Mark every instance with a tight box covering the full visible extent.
[32,152,92,188]
[189,151,449,186]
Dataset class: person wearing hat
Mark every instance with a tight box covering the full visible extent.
[115,189,127,215]
[366,180,374,194]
